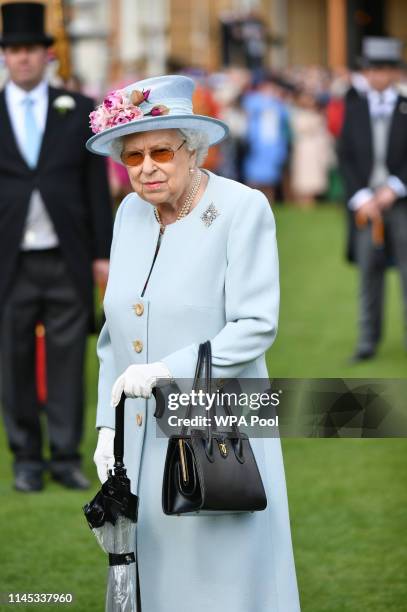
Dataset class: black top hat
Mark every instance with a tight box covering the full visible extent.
[359,36,404,69]
[0,2,54,48]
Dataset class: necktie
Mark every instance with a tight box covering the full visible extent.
[23,96,41,168]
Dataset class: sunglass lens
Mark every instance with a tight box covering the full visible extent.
[122,152,144,166]
[151,149,174,163]
[121,148,176,166]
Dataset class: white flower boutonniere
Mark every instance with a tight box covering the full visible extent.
[53,95,76,114]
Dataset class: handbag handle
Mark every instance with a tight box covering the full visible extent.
[181,342,243,431]
[202,342,246,459]
[182,341,215,452]
[202,340,216,442]
[113,392,126,471]
[181,343,206,436]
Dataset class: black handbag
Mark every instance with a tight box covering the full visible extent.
[161,341,267,515]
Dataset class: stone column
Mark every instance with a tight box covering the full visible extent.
[327,0,347,68]
[67,0,109,96]
[269,0,288,69]
[119,0,168,78]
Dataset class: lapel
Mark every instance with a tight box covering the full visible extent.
[357,95,373,164]
[0,89,32,170]
[36,87,64,167]
[387,95,405,159]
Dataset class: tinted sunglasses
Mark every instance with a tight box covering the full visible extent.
[121,140,186,167]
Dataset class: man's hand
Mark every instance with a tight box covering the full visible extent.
[93,259,110,286]
[375,185,397,211]
[356,197,381,223]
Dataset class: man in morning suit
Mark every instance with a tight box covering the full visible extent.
[338,37,407,362]
[0,2,113,491]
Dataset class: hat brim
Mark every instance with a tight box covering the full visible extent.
[86,114,229,160]
[0,33,54,47]
[357,56,405,70]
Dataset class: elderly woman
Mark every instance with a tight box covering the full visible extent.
[88,75,300,612]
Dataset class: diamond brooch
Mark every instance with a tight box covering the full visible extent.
[201,203,219,227]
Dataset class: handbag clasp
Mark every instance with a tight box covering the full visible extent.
[218,441,228,457]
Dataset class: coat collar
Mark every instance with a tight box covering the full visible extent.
[0,88,28,169]
[36,86,65,167]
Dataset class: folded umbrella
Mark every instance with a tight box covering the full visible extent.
[83,393,139,612]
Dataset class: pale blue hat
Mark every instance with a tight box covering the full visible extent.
[86,74,229,157]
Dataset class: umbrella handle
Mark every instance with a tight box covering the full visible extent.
[372,217,385,247]
[355,210,385,247]
[114,392,126,469]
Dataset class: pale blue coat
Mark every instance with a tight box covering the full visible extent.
[96,171,301,611]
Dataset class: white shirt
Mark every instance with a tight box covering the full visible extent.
[349,86,407,210]
[367,86,398,118]
[5,80,59,250]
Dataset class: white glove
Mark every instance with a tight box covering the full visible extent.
[111,361,172,407]
[94,427,115,483]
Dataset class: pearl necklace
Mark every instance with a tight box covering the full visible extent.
[154,169,202,234]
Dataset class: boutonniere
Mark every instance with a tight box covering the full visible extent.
[53,95,76,114]
[399,101,407,115]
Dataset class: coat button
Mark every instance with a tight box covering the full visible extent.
[133,303,144,316]
[132,340,143,353]
[136,414,143,426]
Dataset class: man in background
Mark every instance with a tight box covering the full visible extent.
[0,2,113,491]
[338,37,407,362]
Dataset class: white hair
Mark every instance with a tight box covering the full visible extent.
[178,128,209,166]
[110,128,209,166]
[110,137,124,164]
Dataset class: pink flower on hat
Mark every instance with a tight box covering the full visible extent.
[89,106,110,134]
[150,104,170,116]
[103,89,128,112]
[106,106,144,128]
[130,89,151,105]
[89,90,143,134]
[89,85,167,134]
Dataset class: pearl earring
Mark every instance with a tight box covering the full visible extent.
[189,168,195,174]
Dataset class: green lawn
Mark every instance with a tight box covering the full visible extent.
[272,204,407,378]
[0,205,406,611]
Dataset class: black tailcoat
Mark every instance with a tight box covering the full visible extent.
[0,86,113,322]
[338,89,407,262]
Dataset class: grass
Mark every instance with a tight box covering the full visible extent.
[0,204,406,611]
[272,204,407,377]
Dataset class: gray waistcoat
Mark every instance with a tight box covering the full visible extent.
[368,114,392,190]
